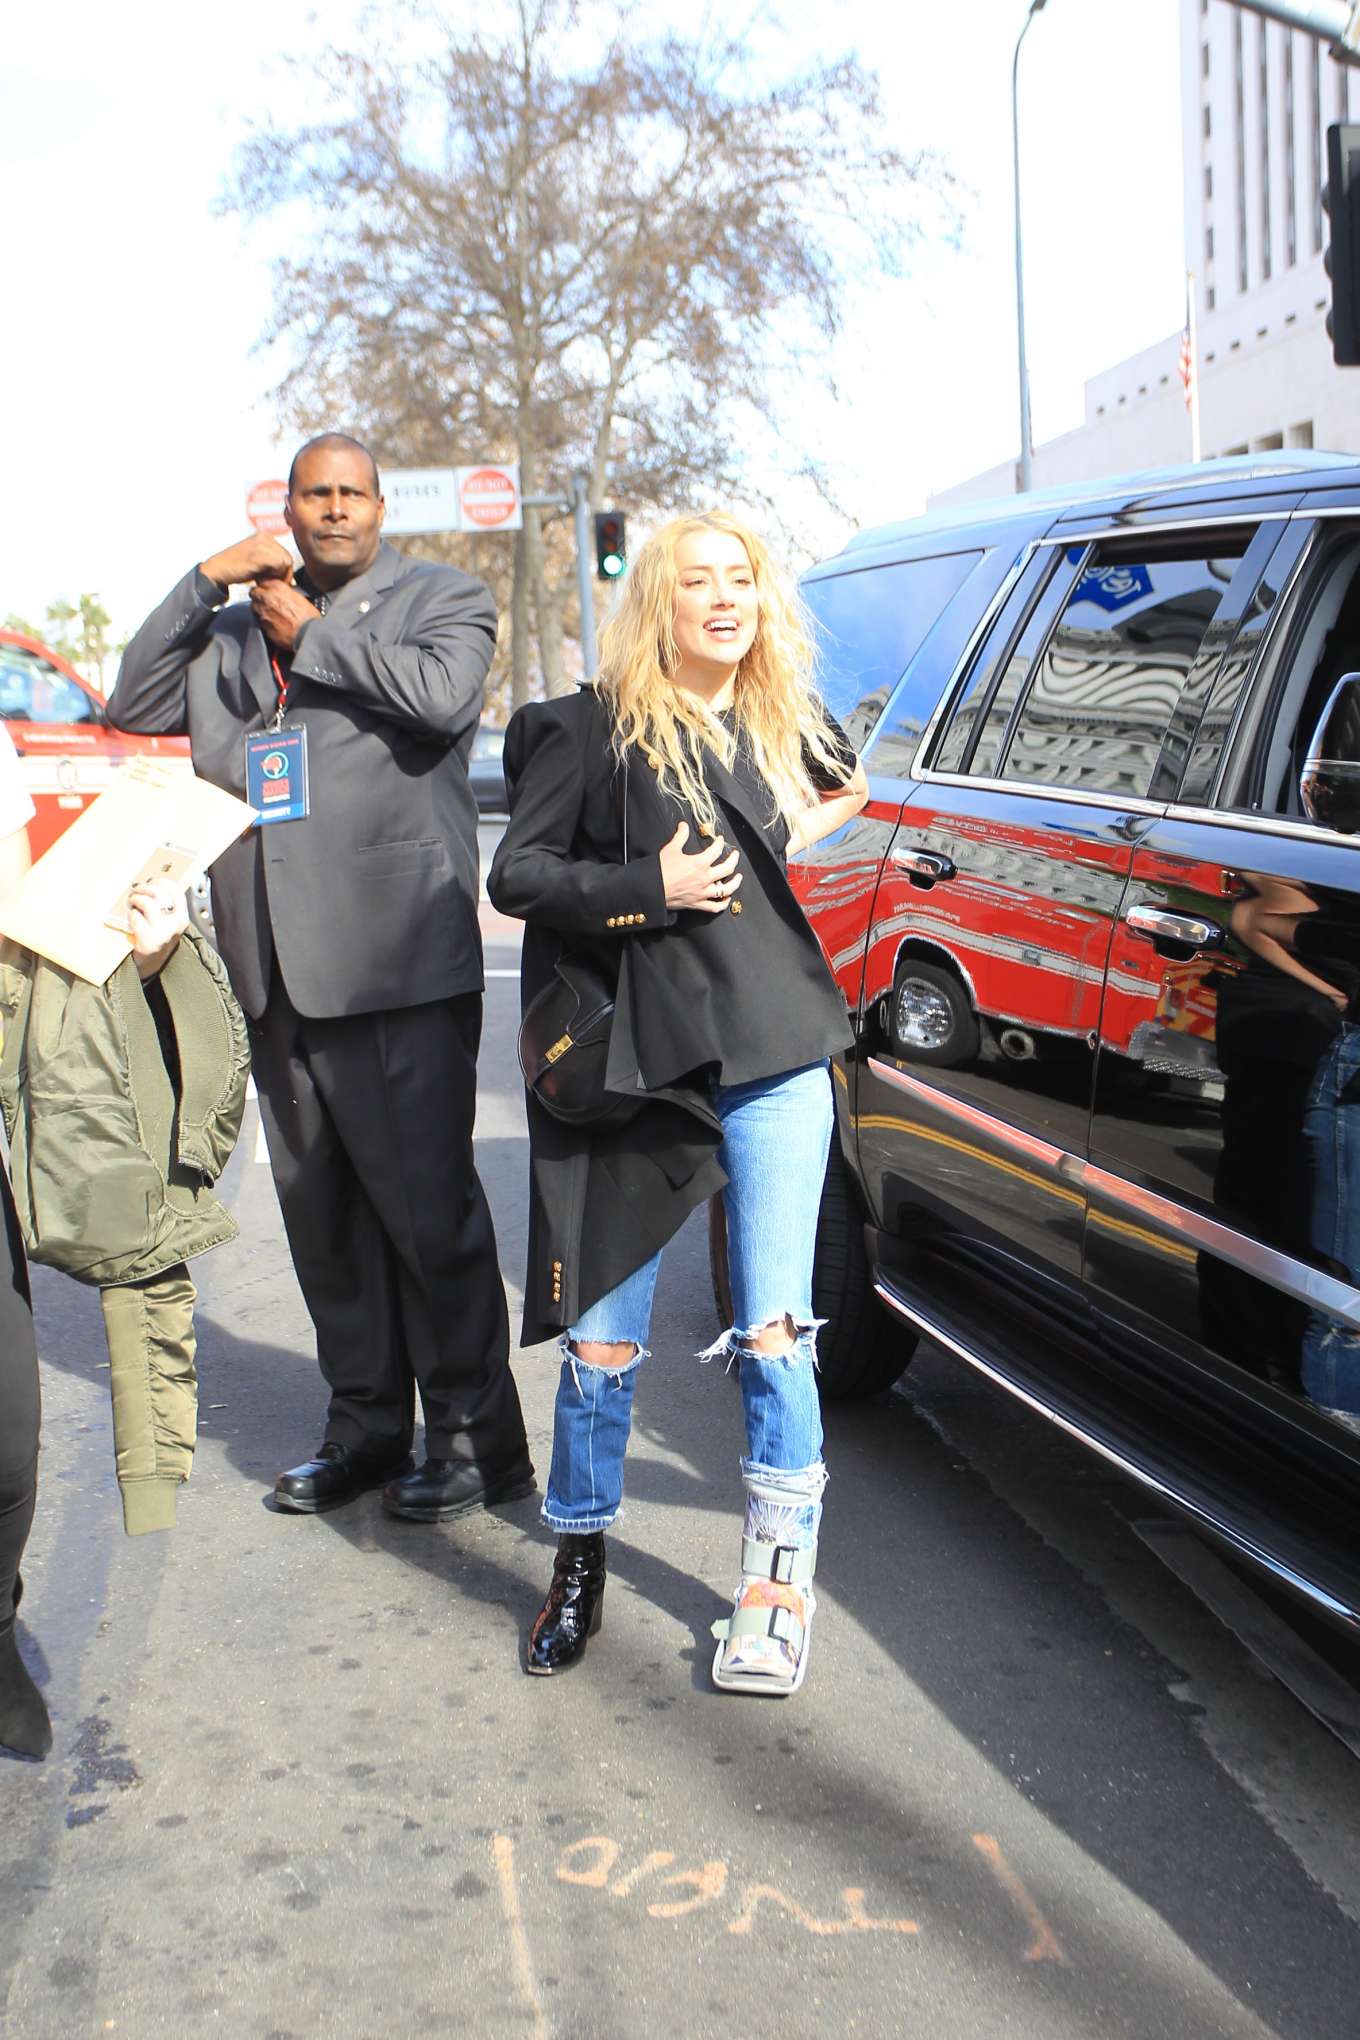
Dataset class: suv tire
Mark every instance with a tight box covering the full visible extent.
[889,959,979,1068]
[707,1138,918,1402]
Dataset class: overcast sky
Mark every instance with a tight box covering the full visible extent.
[2,0,1184,638]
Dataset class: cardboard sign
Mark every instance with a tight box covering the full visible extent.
[0,758,257,984]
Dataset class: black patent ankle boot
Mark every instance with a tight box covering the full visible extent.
[525,1533,606,1676]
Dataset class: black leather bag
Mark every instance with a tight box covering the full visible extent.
[517,953,640,1128]
[515,768,642,1129]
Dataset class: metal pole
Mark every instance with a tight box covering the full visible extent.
[1012,1,1047,495]
[1186,270,1202,464]
[570,471,598,681]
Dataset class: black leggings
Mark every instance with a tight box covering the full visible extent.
[0,1170,39,1631]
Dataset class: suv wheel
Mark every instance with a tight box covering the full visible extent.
[707,1139,918,1402]
[890,959,979,1068]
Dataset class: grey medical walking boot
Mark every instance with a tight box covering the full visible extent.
[711,1465,825,1697]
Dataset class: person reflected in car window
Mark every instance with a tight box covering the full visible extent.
[1202,873,1359,1421]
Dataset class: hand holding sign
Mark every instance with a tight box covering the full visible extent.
[127,880,190,982]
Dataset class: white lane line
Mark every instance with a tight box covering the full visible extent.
[254,1116,270,1164]
[485,969,521,978]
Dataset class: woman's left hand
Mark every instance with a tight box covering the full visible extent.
[127,881,189,981]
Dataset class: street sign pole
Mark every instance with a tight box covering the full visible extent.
[1012,0,1047,495]
[570,472,598,681]
[521,479,599,682]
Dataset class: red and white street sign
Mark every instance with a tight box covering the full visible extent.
[456,464,521,531]
[245,479,289,536]
[330,463,523,536]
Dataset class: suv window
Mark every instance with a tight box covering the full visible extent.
[0,644,97,725]
[932,547,1089,778]
[1205,525,1360,821]
[996,539,1247,801]
[931,549,1059,776]
[802,550,983,749]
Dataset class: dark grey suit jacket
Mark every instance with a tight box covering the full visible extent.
[109,544,496,1021]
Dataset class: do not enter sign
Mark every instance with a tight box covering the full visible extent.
[246,479,289,536]
[457,465,521,531]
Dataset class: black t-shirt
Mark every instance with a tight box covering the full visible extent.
[658,709,857,1089]
[716,709,858,865]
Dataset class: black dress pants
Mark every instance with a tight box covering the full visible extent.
[0,1169,39,1630]
[248,981,527,1467]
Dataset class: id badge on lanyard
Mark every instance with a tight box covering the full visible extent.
[246,654,310,824]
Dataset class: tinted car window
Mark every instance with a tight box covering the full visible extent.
[931,549,1055,776]
[1192,524,1360,820]
[998,542,1245,801]
[968,548,1090,779]
[802,551,983,750]
[0,644,96,725]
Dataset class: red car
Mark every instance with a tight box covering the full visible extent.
[0,627,192,855]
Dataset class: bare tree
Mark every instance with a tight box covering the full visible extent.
[228,0,954,708]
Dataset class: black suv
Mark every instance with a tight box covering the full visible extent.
[754,452,1360,1634]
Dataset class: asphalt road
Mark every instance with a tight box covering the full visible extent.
[3,831,1360,2037]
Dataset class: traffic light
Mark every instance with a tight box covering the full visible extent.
[1325,124,1360,366]
[594,511,626,581]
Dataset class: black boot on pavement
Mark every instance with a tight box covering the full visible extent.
[525,1533,606,1676]
[382,1454,536,1523]
[0,1586,51,1760]
[273,1442,413,1514]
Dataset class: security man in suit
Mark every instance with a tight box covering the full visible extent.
[110,433,532,1518]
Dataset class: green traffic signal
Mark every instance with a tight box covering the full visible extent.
[593,510,627,581]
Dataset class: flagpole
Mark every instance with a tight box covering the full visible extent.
[1186,269,1202,463]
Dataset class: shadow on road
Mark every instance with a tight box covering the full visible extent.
[17,1117,1360,2035]
[110,1277,1359,2040]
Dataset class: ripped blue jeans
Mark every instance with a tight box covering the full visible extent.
[542,1061,835,1533]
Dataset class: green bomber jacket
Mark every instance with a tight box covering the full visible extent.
[0,931,250,1286]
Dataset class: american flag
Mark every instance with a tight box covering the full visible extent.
[1178,318,1197,412]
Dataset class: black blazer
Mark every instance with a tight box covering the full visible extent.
[109,545,496,1020]
[488,687,849,1343]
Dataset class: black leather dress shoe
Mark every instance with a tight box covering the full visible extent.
[525,1533,606,1675]
[381,1453,536,1522]
[273,1442,413,1514]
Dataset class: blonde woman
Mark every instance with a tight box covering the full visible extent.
[489,513,868,1694]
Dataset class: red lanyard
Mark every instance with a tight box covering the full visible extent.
[269,653,291,727]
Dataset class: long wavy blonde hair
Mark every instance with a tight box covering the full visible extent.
[595,512,844,837]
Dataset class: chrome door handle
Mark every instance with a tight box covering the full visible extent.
[1125,904,1224,950]
[890,848,956,882]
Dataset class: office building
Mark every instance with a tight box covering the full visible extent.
[930,0,1360,509]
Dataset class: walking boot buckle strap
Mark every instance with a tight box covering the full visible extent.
[740,1536,816,1587]
[713,1589,811,1651]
